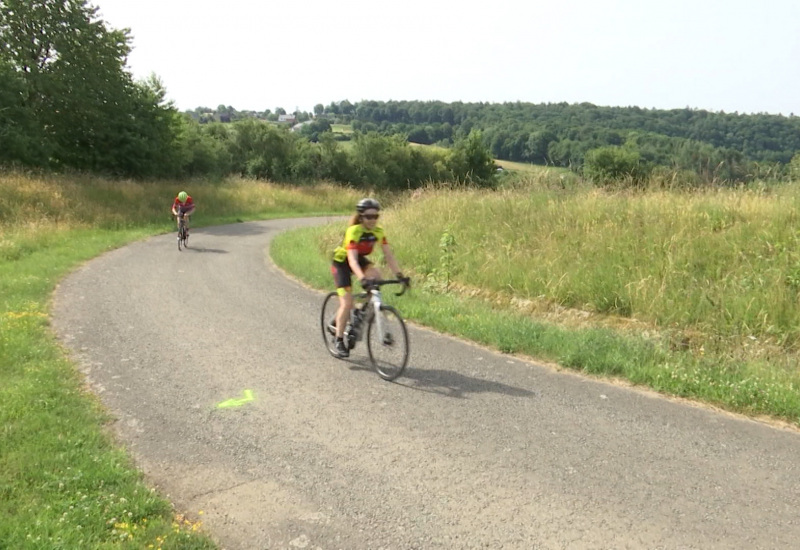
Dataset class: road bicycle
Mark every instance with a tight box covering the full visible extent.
[321,279,409,381]
[177,213,189,251]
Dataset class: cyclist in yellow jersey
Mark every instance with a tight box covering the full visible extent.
[329,198,409,358]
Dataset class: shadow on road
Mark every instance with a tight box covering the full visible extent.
[399,367,538,399]
[185,247,228,254]
[341,358,537,399]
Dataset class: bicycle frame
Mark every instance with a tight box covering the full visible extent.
[351,279,406,341]
[176,212,189,250]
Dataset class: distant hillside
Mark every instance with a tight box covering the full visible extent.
[343,100,800,166]
[187,100,800,182]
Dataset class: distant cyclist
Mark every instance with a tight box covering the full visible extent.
[171,191,195,233]
[330,198,410,358]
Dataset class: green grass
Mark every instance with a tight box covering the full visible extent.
[494,158,568,174]
[0,171,359,549]
[387,186,800,351]
[330,124,353,135]
[271,185,800,427]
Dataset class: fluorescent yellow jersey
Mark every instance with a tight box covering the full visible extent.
[333,224,387,263]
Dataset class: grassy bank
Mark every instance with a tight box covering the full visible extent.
[0,171,357,549]
[271,179,800,427]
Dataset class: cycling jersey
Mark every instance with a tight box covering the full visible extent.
[173,195,194,213]
[333,224,387,263]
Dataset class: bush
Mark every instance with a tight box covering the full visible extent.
[584,146,649,186]
[446,130,496,187]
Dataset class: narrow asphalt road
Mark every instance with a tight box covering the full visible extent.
[52,218,800,550]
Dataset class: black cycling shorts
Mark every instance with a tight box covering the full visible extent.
[331,257,371,291]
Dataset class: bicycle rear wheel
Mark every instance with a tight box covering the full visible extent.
[320,291,341,357]
[366,304,409,381]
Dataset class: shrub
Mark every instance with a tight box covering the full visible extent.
[584,146,649,186]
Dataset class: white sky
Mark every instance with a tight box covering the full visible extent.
[93,0,800,115]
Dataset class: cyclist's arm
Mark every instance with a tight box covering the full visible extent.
[381,243,401,276]
[347,248,367,281]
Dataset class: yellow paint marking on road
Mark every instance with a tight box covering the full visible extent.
[216,389,255,409]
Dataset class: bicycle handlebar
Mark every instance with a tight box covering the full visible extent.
[366,279,409,297]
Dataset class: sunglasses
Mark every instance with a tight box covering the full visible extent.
[362,214,379,220]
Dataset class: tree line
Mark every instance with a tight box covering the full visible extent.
[0,1,496,187]
[186,98,800,185]
[339,100,800,183]
[3,1,799,187]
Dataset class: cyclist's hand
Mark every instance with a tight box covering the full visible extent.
[396,273,411,288]
[360,277,376,290]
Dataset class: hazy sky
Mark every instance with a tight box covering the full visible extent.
[93,0,800,115]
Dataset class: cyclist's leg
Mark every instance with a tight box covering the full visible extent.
[185,207,195,230]
[335,290,353,339]
[331,260,355,338]
[331,263,353,358]
[333,263,353,336]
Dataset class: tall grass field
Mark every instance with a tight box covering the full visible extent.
[0,171,358,549]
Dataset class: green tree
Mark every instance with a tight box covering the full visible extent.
[299,118,332,142]
[0,0,181,175]
[446,130,496,186]
[339,99,355,115]
[525,130,556,164]
[583,146,647,185]
[0,58,47,165]
[316,132,355,183]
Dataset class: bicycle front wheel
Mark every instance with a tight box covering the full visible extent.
[366,304,409,381]
[320,291,341,358]
[178,226,183,251]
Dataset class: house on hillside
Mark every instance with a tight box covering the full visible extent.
[278,114,297,124]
